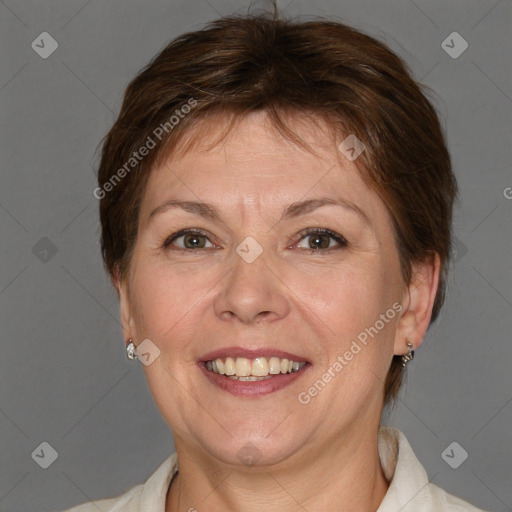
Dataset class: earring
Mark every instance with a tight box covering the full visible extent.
[126,339,137,360]
[401,341,414,368]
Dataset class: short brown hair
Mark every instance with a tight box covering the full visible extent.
[97,13,456,406]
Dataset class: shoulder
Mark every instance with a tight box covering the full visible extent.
[378,426,491,512]
[61,484,143,512]
[427,481,490,511]
[60,454,178,512]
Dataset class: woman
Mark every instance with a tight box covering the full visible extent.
[66,10,489,512]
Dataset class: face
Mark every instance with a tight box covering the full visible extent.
[117,111,435,468]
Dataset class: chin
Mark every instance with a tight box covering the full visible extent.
[196,426,307,469]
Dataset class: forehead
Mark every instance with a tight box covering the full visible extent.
[139,111,384,224]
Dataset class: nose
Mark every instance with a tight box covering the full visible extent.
[213,249,290,325]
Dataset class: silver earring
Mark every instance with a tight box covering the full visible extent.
[126,339,137,360]
[401,341,414,368]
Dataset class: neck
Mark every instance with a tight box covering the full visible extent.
[166,425,389,512]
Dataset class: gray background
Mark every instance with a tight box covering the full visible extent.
[0,0,510,511]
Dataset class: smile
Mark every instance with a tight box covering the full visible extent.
[205,356,306,380]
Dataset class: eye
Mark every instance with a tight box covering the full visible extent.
[295,228,348,252]
[162,228,215,250]
[162,227,347,253]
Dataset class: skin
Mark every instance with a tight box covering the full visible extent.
[115,111,440,512]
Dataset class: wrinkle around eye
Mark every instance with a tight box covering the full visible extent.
[144,211,375,255]
[157,229,350,257]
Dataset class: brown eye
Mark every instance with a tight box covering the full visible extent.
[296,228,347,251]
[163,229,214,250]
[182,233,207,248]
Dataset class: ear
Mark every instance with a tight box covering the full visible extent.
[394,253,441,355]
[113,265,137,346]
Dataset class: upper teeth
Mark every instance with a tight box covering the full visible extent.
[206,357,305,377]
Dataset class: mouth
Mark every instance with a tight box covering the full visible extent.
[198,348,311,397]
[205,356,306,380]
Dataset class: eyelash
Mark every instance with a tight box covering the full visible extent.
[161,227,348,254]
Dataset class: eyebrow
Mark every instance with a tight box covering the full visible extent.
[148,197,370,225]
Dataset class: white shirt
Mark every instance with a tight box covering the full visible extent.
[63,426,488,511]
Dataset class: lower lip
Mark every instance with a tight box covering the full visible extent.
[198,362,311,397]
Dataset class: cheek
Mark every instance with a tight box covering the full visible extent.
[129,260,203,340]
[129,238,401,358]
[316,263,389,331]
[316,262,399,379]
